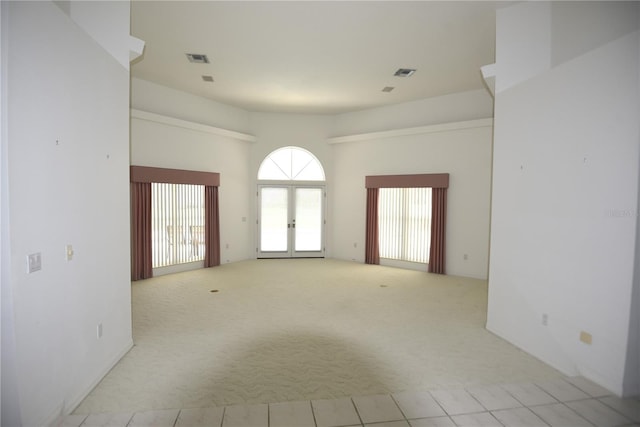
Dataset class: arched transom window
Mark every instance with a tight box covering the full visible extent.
[258,146,325,181]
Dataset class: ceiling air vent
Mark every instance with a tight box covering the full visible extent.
[394,68,416,77]
[186,53,210,64]
[202,75,214,82]
[382,86,395,92]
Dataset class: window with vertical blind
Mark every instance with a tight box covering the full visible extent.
[378,187,432,264]
[151,183,205,268]
[365,173,448,273]
[131,166,220,280]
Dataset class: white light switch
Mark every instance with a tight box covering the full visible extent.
[65,244,74,261]
[27,253,42,273]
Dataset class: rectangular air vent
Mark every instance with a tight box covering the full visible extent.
[382,86,394,92]
[202,75,214,82]
[394,68,416,77]
[186,53,209,64]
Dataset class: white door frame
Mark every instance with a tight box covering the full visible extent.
[257,182,325,258]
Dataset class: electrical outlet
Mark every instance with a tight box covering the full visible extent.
[27,253,42,273]
[463,254,468,260]
[97,323,103,339]
[580,331,592,345]
[542,313,548,326]
[65,244,74,261]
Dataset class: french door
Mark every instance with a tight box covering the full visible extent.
[258,185,325,258]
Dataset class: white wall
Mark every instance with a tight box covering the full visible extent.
[131,82,493,278]
[332,89,493,136]
[2,1,133,425]
[494,2,551,93]
[248,113,335,255]
[550,1,640,68]
[1,2,22,425]
[131,82,255,264]
[330,123,493,279]
[132,77,252,135]
[624,5,640,396]
[329,90,494,279]
[627,144,640,396]
[130,83,337,264]
[131,79,255,265]
[249,113,334,181]
[68,1,131,69]
[488,1,640,396]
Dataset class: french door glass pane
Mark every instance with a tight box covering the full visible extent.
[295,188,322,251]
[260,187,289,251]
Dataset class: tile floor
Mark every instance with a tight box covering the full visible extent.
[63,377,640,427]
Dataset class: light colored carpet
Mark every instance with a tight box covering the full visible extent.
[74,259,562,414]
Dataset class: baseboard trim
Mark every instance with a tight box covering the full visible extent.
[63,339,135,419]
[485,320,577,377]
[43,402,65,427]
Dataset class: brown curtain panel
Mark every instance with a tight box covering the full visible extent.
[428,187,447,274]
[204,185,221,268]
[365,187,380,265]
[131,182,152,280]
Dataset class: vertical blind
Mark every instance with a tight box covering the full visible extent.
[151,183,205,268]
[378,187,432,263]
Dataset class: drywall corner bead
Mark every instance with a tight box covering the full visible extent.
[481,63,496,98]
[129,36,145,63]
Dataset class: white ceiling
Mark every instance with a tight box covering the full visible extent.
[131,1,503,115]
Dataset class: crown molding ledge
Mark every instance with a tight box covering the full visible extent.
[131,109,256,143]
[327,118,493,144]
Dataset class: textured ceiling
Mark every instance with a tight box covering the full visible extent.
[131,1,502,114]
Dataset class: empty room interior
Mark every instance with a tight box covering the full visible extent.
[2,1,640,426]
